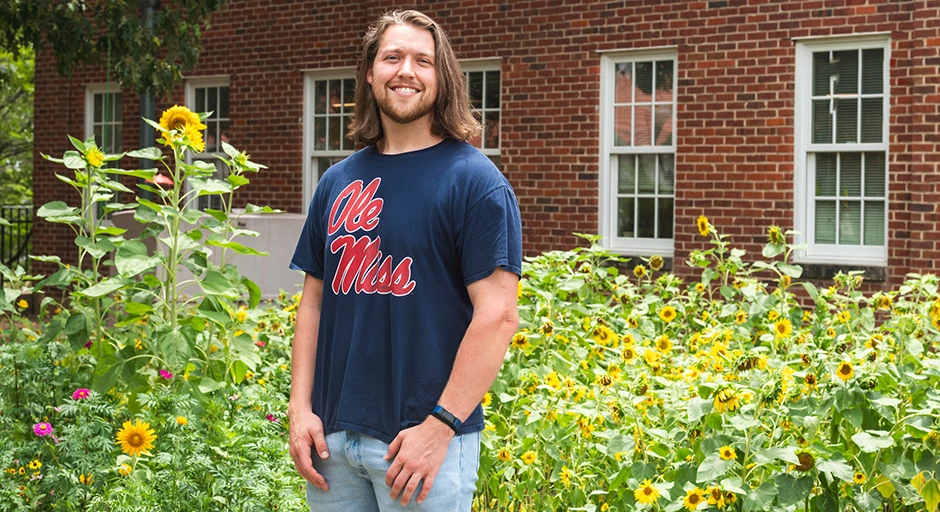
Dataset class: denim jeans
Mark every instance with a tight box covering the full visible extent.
[306,429,481,511]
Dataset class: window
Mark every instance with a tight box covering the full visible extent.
[303,72,356,213]
[85,85,122,219]
[599,49,677,256]
[462,61,501,167]
[794,35,889,265]
[185,79,231,210]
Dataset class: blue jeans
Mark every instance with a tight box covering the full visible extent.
[306,430,481,511]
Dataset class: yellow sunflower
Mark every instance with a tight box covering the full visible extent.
[183,123,206,153]
[838,310,851,323]
[719,445,736,460]
[521,450,537,465]
[85,147,105,168]
[659,305,677,323]
[16,299,28,309]
[560,466,573,487]
[696,215,711,237]
[497,448,511,462]
[593,325,615,345]
[649,255,664,271]
[633,265,647,278]
[116,419,157,457]
[695,282,706,293]
[684,487,706,511]
[622,346,637,363]
[655,335,672,353]
[734,310,747,324]
[634,479,661,505]
[481,392,492,407]
[767,225,785,245]
[713,387,740,414]
[875,295,892,310]
[27,460,41,470]
[511,332,529,350]
[159,105,206,132]
[774,319,793,339]
[118,464,132,476]
[853,472,866,485]
[836,361,854,382]
[768,310,780,322]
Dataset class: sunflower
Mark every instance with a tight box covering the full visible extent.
[649,255,664,271]
[628,317,639,329]
[827,327,837,338]
[659,305,677,323]
[79,473,94,485]
[774,319,793,338]
[838,310,851,323]
[85,147,105,168]
[734,310,747,324]
[593,325,615,345]
[118,464,132,476]
[481,392,492,407]
[560,466,572,487]
[497,448,511,462]
[719,446,736,460]
[684,487,706,511]
[521,450,537,465]
[159,105,206,133]
[804,373,818,390]
[655,335,672,353]
[621,346,637,363]
[545,371,562,390]
[116,419,157,457]
[713,386,740,414]
[795,451,815,472]
[633,265,647,278]
[517,281,523,298]
[634,479,661,505]
[696,215,711,237]
[767,225,785,245]
[27,460,41,470]
[768,310,780,322]
[836,361,854,382]
[695,282,706,293]
[875,295,892,310]
[853,472,866,485]
[511,332,529,350]
[183,124,206,153]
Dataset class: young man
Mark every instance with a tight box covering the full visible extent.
[287,9,522,511]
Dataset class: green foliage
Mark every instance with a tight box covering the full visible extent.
[0,48,32,206]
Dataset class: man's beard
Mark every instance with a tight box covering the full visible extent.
[374,91,435,125]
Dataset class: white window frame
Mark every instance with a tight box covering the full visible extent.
[793,34,890,266]
[461,59,502,158]
[85,84,122,154]
[184,77,231,210]
[302,69,356,215]
[598,47,678,257]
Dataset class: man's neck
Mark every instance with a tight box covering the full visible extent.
[376,114,444,155]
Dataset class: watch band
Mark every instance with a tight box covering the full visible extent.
[430,405,462,433]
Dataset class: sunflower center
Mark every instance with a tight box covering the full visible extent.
[128,433,143,447]
[840,365,851,375]
[644,487,653,496]
[689,495,701,504]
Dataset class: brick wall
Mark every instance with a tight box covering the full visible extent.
[32,0,940,290]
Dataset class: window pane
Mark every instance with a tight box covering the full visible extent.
[618,198,635,237]
[614,63,632,103]
[485,71,500,109]
[111,124,122,153]
[862,48,884,95]
[94,94,103,123]
[196,88,205,113]
[637,154,656,194]
[328,80,341,113]
[835,98,858,143]
[839,201,861,245]
[94,125,103,148]
[864,201,885,246]
[614,106,632,146]
[618,155,635,194]
[220,87,230,118]
[328,116,341,150]
[815,200,836,244]
[468,72,483,109]
[219,120,230,148]
[864,152,886,197]
[840,153,862,197]
[658,154,674,194]
[654,104,673,146]
[208,87,218,118]
[488,155,502,171]
[634,105,652,146]
[813,51,836,96]
[861,97,882,143]
[112,93,122,123]
[816,153,836,196]
[204,121,217,153]
[834,50,859,95]
[342,115,353,150]
[317,157,336,181]
[343,79,356,113]
[658,198,674,239]
[637,198,656,238]
[635,61,653,101]
[314,116,326,150]
[484,111,499,149]
[315,80,326,115]
[655,60,673,102]
[812,100,832,144]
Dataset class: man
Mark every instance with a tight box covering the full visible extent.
[287,9,522,511]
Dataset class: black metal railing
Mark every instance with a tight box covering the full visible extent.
[1,205,32,284]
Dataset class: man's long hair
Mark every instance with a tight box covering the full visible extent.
[348,9,481,146]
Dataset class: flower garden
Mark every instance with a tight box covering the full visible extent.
[2,106,940,511]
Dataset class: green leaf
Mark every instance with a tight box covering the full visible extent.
[802,281,819,302]
[696,454,732,482]
[197,377,226,394]
[817,456,854,483]
[755,446,800,466]
[96,225,128,237]
[115,240,161,277]
[227,174,250,188]
[245,203,282,214]
[762,243,785,258]
[730,415,761,431]
[242,277,261,308]
[774,474,814,507]
[778,262,803,278]
[190,177,232,196]
[124,301,153,316]
[744,482,778,510]
[852,430,895,453]
[41,152,64,164]
[922,479,940,512]
[0,217,9,227]
[199,271,239,299]
[206,238,267,256]
[105,167,158,180]
[231,333,261,371]
[126,147,165,160]
[79,276,126,298]
[686,396,711,423]
[204,208,227,223]
[221,141,239,158]
[37,201,81,222]
[64,150,85,169]
[75,236,114,259]
[65,312,89,351]
[855,491,883,512]
[159,328,191,370]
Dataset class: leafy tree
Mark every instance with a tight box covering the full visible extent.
[0,48,32,206]
[0,0,226,97]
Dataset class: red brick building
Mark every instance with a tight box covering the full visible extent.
[32,0,940,289]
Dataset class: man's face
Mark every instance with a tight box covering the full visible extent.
[367,24,439,126]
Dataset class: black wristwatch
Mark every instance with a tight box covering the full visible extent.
[429,405,462,434]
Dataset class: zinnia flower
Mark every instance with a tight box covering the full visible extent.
[634,479,661,505]
[83,340,93,350]
[116,419,157,457]
[159,369,173,380]
[72,388,91,400]
[33,423,52,437]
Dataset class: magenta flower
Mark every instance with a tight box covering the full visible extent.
[159,369,173,380]
[254,340,266,348]
[83,340,93,349]
[33,423,52,437]
[72,388,91,400]
[265,414,279,423]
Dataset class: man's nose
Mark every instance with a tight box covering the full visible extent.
[397,57,415,78]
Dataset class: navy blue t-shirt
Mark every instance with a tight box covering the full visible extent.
[289,138,523,444]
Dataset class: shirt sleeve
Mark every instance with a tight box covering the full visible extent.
[289,197,325,279]
[458,186,523,286]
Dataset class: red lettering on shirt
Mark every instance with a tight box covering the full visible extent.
[327,178,383,236]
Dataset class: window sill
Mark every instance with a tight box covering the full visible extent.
[797,263,886,282]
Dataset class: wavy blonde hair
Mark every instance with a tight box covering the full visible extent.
[348,9,481,146]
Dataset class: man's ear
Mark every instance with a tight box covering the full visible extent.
[366,67,373,86]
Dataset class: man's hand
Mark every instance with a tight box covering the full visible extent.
[384,418,455,506]
[288,408,330,491]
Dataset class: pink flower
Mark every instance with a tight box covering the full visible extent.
[83,340,93,349]
[265,414,279,423]
[72,388,91,400]
[33,423,52,437]
[254,341,266,348]
[146,174,174,187]
[159,369,173,380]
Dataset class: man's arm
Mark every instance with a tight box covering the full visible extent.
[288,274,331,491]
[384,267,520,506]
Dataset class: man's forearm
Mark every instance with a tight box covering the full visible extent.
[289,302,320,414]
[435,311,518,423]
